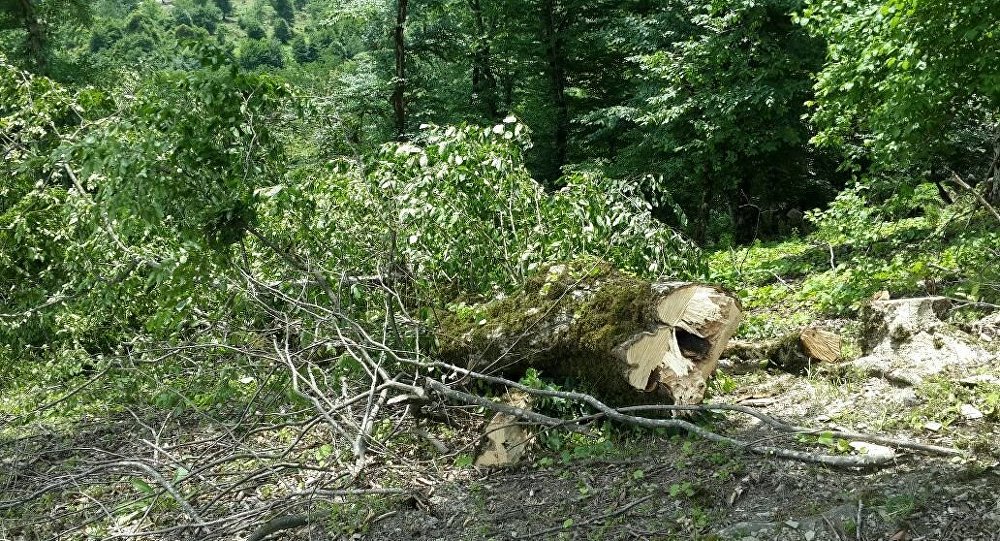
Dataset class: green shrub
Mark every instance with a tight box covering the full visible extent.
[273,18,292,43]
[291,35,318,63]
[173,3,223,34]
[238,38,284,70]
[243,22,266,40]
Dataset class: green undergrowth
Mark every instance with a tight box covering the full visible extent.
[709,183,1000,340]
[0,351,302,439]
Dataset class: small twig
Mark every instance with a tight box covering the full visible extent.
[945,298,1000,311]
[771,272,797,292]
[526,494,655,537]
[248,514,312,541]
[112,460,204,527]
[856,499,863,541]
[821,511,847,541]
[34,365,112,413]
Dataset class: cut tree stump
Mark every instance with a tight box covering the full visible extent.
[847,296,995,385]
[436,261,742,405]
[723,327,842,373]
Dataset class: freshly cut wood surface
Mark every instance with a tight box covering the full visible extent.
[475,391,535,467]
[723,327,843,372]
[800,328,841,364]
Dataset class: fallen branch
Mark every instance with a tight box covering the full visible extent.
[247,489,408,541]
[949,170,1000,223]
[424,361,962,467]
[248,514,311,541]
[615,404,961,457]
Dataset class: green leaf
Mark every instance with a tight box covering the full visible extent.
[131,478,155,495]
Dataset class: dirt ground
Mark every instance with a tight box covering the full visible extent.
[366,372,1000,541]
[363,341,1000,541]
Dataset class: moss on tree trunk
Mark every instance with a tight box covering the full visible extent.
[436,261,741,405]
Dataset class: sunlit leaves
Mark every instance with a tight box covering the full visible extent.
[284,120,702,305]
[801,0,1000,180]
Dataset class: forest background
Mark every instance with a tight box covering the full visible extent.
[2,0,999,538]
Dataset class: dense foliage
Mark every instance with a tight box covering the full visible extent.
[803,0,999,193]
[1,0,997,374]
[2,1,999,536]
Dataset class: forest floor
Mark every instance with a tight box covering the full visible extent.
[364,358,1000,541]
[7,314,1000,541]
[7,353,999,541]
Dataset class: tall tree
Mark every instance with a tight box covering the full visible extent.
[214,0,233,17]
[626,0,829,242]
[272,0,294,23]
[274,18,292,43]
[469,0,500,119]
[538,0,569,182]
[0,0,90,74]
[393,0,409,139]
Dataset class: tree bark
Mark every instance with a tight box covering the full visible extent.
[540,0,568,182]
[436,262,742,406]
[392,0,409,140]
[15,0,46,74]
[469,0,499,120]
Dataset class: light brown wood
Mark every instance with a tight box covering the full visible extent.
[476,392,534,466]
[722,327,843,373]
[800,328,842,363]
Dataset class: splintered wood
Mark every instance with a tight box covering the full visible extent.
[617,282,742,405]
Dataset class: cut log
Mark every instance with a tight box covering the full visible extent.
[800,328,842,364]
[475,391,535,467]
[723,327,842,373]
[436,261,742,405]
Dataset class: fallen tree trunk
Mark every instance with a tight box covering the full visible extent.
[724,327,842,373]
[436,261,741,405]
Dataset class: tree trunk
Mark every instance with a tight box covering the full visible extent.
[436,262,742,406]
[392,0,409,140]
[469,0,499,120]
[540,0,568,182]
[16,0,46,74]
